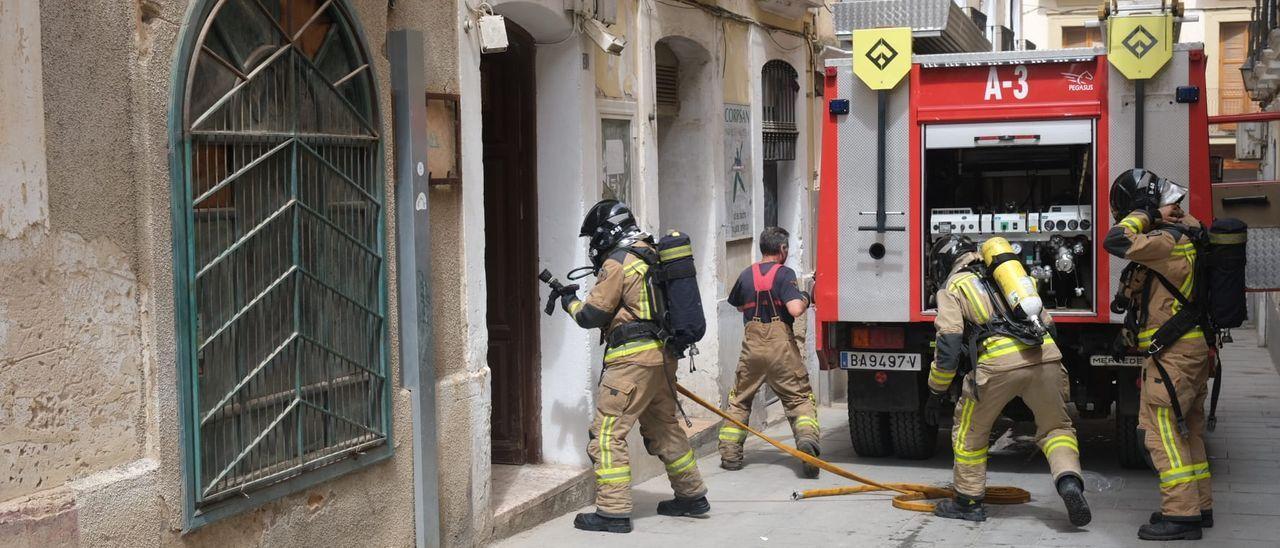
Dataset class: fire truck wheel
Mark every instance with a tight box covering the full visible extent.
[1116,413,1151,470]
[848,409,892,457]
[889,411,938,460]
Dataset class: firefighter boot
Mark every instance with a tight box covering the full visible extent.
[933,494,987,522]
[1148,509,1213,528]
[573,512,633,534]
[798,439,820,479]
[656,495,711,517]
[1056,474,1092,527]
[1138,516,1202,541]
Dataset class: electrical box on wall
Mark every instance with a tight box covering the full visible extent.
[479,14,508,53]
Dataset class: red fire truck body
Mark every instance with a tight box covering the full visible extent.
[816,46,1212,464]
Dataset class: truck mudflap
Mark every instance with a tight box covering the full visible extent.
[847,369,921,412]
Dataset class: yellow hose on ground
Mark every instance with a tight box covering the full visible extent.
[675,384,1032,512]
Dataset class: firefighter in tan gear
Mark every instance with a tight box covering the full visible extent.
[1105,169,1213,542]
[717,227,820,477]
[925,235,1091,526]
[557,200,709,534]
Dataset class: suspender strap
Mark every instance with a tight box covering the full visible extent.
[749,263,784,320]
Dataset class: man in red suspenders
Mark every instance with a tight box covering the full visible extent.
[717,227,819,477]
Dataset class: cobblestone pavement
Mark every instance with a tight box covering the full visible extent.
[497,330,1280,547]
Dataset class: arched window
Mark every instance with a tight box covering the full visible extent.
[170,0,389,523]
[762,60,799,161]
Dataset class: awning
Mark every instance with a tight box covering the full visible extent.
[833,0,991,54]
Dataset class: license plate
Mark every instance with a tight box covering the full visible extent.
[839,352,921,371]
[1090,355,1144,367]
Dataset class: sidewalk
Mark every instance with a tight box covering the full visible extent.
[497,329,1280,547]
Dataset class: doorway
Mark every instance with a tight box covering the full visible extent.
[482,22,540,465]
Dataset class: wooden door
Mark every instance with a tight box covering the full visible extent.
[1219,21,1259,132]
[482,23,540,465]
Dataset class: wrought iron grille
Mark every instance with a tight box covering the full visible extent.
[762,60,798,161]
[178,0,388,507]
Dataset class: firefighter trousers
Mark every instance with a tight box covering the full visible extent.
[1139,343,1214,519]
[588,354,707,518]
[951,360,1081,498]
[718,320,819,464]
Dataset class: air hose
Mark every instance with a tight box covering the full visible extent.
[675,383,1032,512]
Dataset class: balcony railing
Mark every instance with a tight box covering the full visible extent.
[1244,0,1280,103]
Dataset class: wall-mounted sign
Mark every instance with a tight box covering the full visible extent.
[724,103,752,240]
[426,93,461,185]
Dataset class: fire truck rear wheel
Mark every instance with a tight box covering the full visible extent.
[1116,413,1151,470]
[889,411,938,460]
[848,409,892,457]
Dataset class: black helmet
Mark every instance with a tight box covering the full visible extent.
[929,234,977,291]
[580,199,639,270]
[1110,168,1187,222]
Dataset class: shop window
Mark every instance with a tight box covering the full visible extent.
[171,0,390,527]
[601,117,632,204]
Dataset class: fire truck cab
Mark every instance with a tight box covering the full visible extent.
[816,44,1213,466]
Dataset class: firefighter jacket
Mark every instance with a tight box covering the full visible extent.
[563,242,665,366]
[929,252,1061,393]
[1104,211,1208,353]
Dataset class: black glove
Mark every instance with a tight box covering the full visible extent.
[1132,185,1162,224]
[924,392,947,426]
[557,284,580,311]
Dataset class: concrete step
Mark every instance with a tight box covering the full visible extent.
[488,416,723,541]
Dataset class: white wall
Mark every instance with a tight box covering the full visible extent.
[0,0,49,238]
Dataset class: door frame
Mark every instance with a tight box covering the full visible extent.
[482,21,542,465]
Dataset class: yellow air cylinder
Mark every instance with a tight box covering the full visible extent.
[980,237,1044,326]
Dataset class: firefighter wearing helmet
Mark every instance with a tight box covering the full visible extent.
[559,199,710,534]
[925,234,1091,526]
[1105,169,1214,541]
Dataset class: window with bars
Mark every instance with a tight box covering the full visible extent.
[762,60,798,161]
[171,0,390,525]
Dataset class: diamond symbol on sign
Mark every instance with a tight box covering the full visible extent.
[865,38,898,71]
[1122,25,1158,59]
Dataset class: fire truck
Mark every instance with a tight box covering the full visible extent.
[815,19,1215,465]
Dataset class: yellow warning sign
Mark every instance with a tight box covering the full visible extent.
[853,27,912,90]
[1107,14,1174,80]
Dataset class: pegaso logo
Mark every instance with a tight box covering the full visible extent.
[865,38,899,71]
[1122,25,1158,59]
[1061,70,1095,92]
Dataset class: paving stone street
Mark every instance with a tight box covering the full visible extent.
[499,330,1280,547]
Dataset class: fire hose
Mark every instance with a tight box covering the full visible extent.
[675,383,1032,512]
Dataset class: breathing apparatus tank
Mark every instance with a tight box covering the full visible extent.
[980,237,1046,332]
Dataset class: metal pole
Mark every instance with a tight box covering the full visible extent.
[388,29,440,548]
[1135,79,1145,168]
[877,89,887,231]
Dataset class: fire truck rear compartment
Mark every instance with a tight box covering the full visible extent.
[924,136,1096,313]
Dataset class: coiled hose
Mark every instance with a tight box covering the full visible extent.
[675,383,1031,512]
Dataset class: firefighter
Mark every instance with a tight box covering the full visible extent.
[925,235,1091,526]
[1105,169,1213,541]
[718,227,820,477]
[558,200,709,534]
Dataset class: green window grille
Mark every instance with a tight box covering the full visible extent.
[169,0,391,526]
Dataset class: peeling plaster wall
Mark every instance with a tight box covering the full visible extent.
[0,0,50,239]
[2,0,469,545]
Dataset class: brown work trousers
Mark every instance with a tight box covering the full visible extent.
[588,354,707,517]
[951,360,1081,498]
[1139,337,1214,519]
[718,320,818,464]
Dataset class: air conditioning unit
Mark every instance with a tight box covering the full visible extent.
[1238,121,1266,160]
[567,0,617,24]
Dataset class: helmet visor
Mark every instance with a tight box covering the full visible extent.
[1159,179,1187,207]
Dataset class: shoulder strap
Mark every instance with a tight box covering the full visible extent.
[750,263,784,319]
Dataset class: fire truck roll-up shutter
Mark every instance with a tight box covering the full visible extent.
[924,120,1093,149]
[834,58,912,322]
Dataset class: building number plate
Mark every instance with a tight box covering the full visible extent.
[839,352,921,371]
